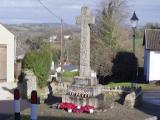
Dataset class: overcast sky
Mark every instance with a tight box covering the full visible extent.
[0,0,160,26]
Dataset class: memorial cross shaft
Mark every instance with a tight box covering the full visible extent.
[76,6,95,77]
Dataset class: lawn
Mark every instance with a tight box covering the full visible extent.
[105,82,160,90]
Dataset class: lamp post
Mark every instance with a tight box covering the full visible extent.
[130,11,139,88]
[130,11,139,54]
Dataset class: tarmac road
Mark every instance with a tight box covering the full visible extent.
[0,100,29,120]
[0,91,160,120]
[143,90,160,106]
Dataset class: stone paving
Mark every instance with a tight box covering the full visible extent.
[0,82,17,100]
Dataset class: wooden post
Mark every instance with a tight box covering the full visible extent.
[31,91,38,120]
[60,18,64,83]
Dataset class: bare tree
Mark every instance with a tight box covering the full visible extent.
[145,22,160,29]
[90,0,131,77]
[93,0,129,48]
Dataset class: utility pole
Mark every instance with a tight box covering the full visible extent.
[37,0,64,83]
[60,18,63,83]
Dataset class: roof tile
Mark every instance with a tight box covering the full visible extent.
[144,29,160,50]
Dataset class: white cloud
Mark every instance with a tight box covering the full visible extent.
[0,0,99,8]
[0,0,159,25]
[0,0,38,7]
[62,5,82,9]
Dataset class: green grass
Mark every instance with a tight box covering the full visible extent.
[57,71,79,82]
[58,71,79,78]
[63,71,79,77]
[105,82,160,90]
[135,38,143,46]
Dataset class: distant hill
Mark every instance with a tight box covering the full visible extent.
[3,23,80,55]
[4,23,78,32]
[3,23,79,42]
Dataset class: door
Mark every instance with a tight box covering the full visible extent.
[0,45,7,82]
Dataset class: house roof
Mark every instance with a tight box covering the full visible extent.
[143,29,160,50]
[63,64,77,71]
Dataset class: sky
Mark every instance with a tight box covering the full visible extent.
[0,0,160,26]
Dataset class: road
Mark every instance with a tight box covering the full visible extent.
[143,90,160,106]
[0,90,159,120]
[138,90,160,119]
[0,100,29,120]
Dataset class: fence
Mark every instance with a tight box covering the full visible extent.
[102,86,142,93]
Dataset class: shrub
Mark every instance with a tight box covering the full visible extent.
[112,51,138,82]
[22,47,52,88]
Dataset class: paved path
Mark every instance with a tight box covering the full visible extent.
[0,82,17,100]
[0,82,22,120]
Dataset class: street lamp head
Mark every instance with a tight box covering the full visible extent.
[130,11,139,28]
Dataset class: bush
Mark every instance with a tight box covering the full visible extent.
[22,47,52,88]
[112,52,138,82]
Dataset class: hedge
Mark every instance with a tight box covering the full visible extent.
[22,47,52,88]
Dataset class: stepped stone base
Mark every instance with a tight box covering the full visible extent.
[67,84,102,97]
[74,76,98,86]
[62,94,103,108]
[62,76,103,108]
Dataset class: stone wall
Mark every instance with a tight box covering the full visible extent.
[14,62,22,80]
[102,86,133,93]
[20,69,37,99]
[49,82,71,94]
[103,86,143,109]
[124,88,143,108]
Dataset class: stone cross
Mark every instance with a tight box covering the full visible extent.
[76,6,95,77]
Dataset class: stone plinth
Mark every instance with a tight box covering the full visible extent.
[62,76,102,108]
[67,84,102,97]
[62,94,102,108]
[74,76,98,86]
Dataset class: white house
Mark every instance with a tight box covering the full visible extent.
[0,24,16,82]
[64,35,72,40]
[49,35,57,42]
[143,29,160,82]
